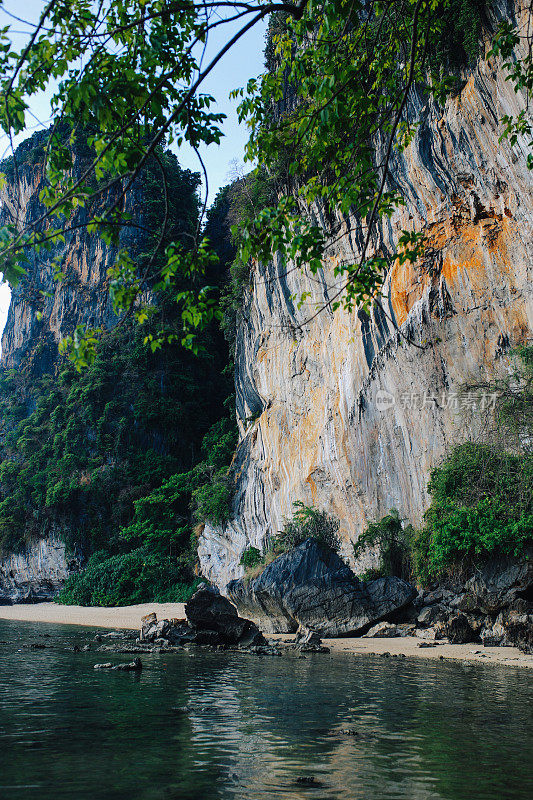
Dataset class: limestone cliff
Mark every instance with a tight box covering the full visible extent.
[0,131,140,375]
[0,537,80,603]
[199,2,533,589]
[0,132,144,600]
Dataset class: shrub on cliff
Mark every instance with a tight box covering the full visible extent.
[412,346,533,582]
[352,509,413,582]
[238,503,340,581]
[276,502,341,554]
[240,546,262,568]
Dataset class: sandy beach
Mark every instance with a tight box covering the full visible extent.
[1,601,532,667]
[0,602,186,630]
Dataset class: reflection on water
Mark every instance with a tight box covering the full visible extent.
[0,619,531,800]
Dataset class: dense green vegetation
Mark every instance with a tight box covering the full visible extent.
[0,135,240,605]
[239,545,262,569]
[356,446,532,585]
[412,442,533,581]
[415,346,533,581]
[352,509,413,582]
[354,348,533,585]
[0,318,237,603]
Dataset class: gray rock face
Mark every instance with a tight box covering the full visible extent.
[198,0,533,589]
[458,550,533,614]
[504,613,533,654]
[363,622,404,638]
[444,614,479,645]
[0,131,144,376]
[0,537,78,603]
[226,539,416,636]
[417,604,448,628]
[185,586,266,646]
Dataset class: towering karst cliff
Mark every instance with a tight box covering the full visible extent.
[0,132,138,375]
[0,131,136,599]
[0,133,223,602]
[199,1,533,588]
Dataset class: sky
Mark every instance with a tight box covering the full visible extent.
[0,0,269,340]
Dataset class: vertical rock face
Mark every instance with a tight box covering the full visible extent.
[0,131,141,374]
[0,537,80,603]
[199,8,533,589]
[0,132,143,600]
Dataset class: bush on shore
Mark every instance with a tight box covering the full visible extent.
[412,442,533,583]
[58,547,201,606]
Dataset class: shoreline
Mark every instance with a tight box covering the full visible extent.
[1,602,532,668]
[0,601,186,630]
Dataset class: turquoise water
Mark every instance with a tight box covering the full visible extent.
[0,619,532,800]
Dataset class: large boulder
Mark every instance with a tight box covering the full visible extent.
[458,549,533,615]
[504,613,533,654]
[185,585,238,626]
[185,586,266,646]
[444,613,479,644]
[226,539,416,636]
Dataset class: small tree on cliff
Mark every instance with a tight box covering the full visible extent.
[0,0,530,362]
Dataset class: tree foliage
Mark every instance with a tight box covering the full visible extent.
[0,0,529,361]
[352,508,413,581]
[0,318,235,548]
[411,347,533,582]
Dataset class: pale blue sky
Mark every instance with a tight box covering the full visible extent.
[0,1,269,337]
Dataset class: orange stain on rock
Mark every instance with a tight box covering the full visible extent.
[390,213,519,325]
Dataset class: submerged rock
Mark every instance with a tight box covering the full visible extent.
[139,587,267,649]
[227,539,416,636]
[94,658,142,671]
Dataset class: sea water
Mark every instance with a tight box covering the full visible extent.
[0,619,531,800]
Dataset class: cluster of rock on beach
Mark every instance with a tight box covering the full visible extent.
[95,539,533,659]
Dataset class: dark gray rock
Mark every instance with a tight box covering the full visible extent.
[444,614,478,644]
[94,658,142,671]
[417,604,448,627]
[185,585,236,627]
[503,613,533,654]
[141,619,168,642]
[458,550,533,615]
[294,625,322,646]
[140,612,157,640]
[421,588,444,605]
[294,624,329,651]
[363,622,403,638]
[299,642,330,653]
[247,645,283,656]
[226,539,416,636]
[185,586,266,646]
